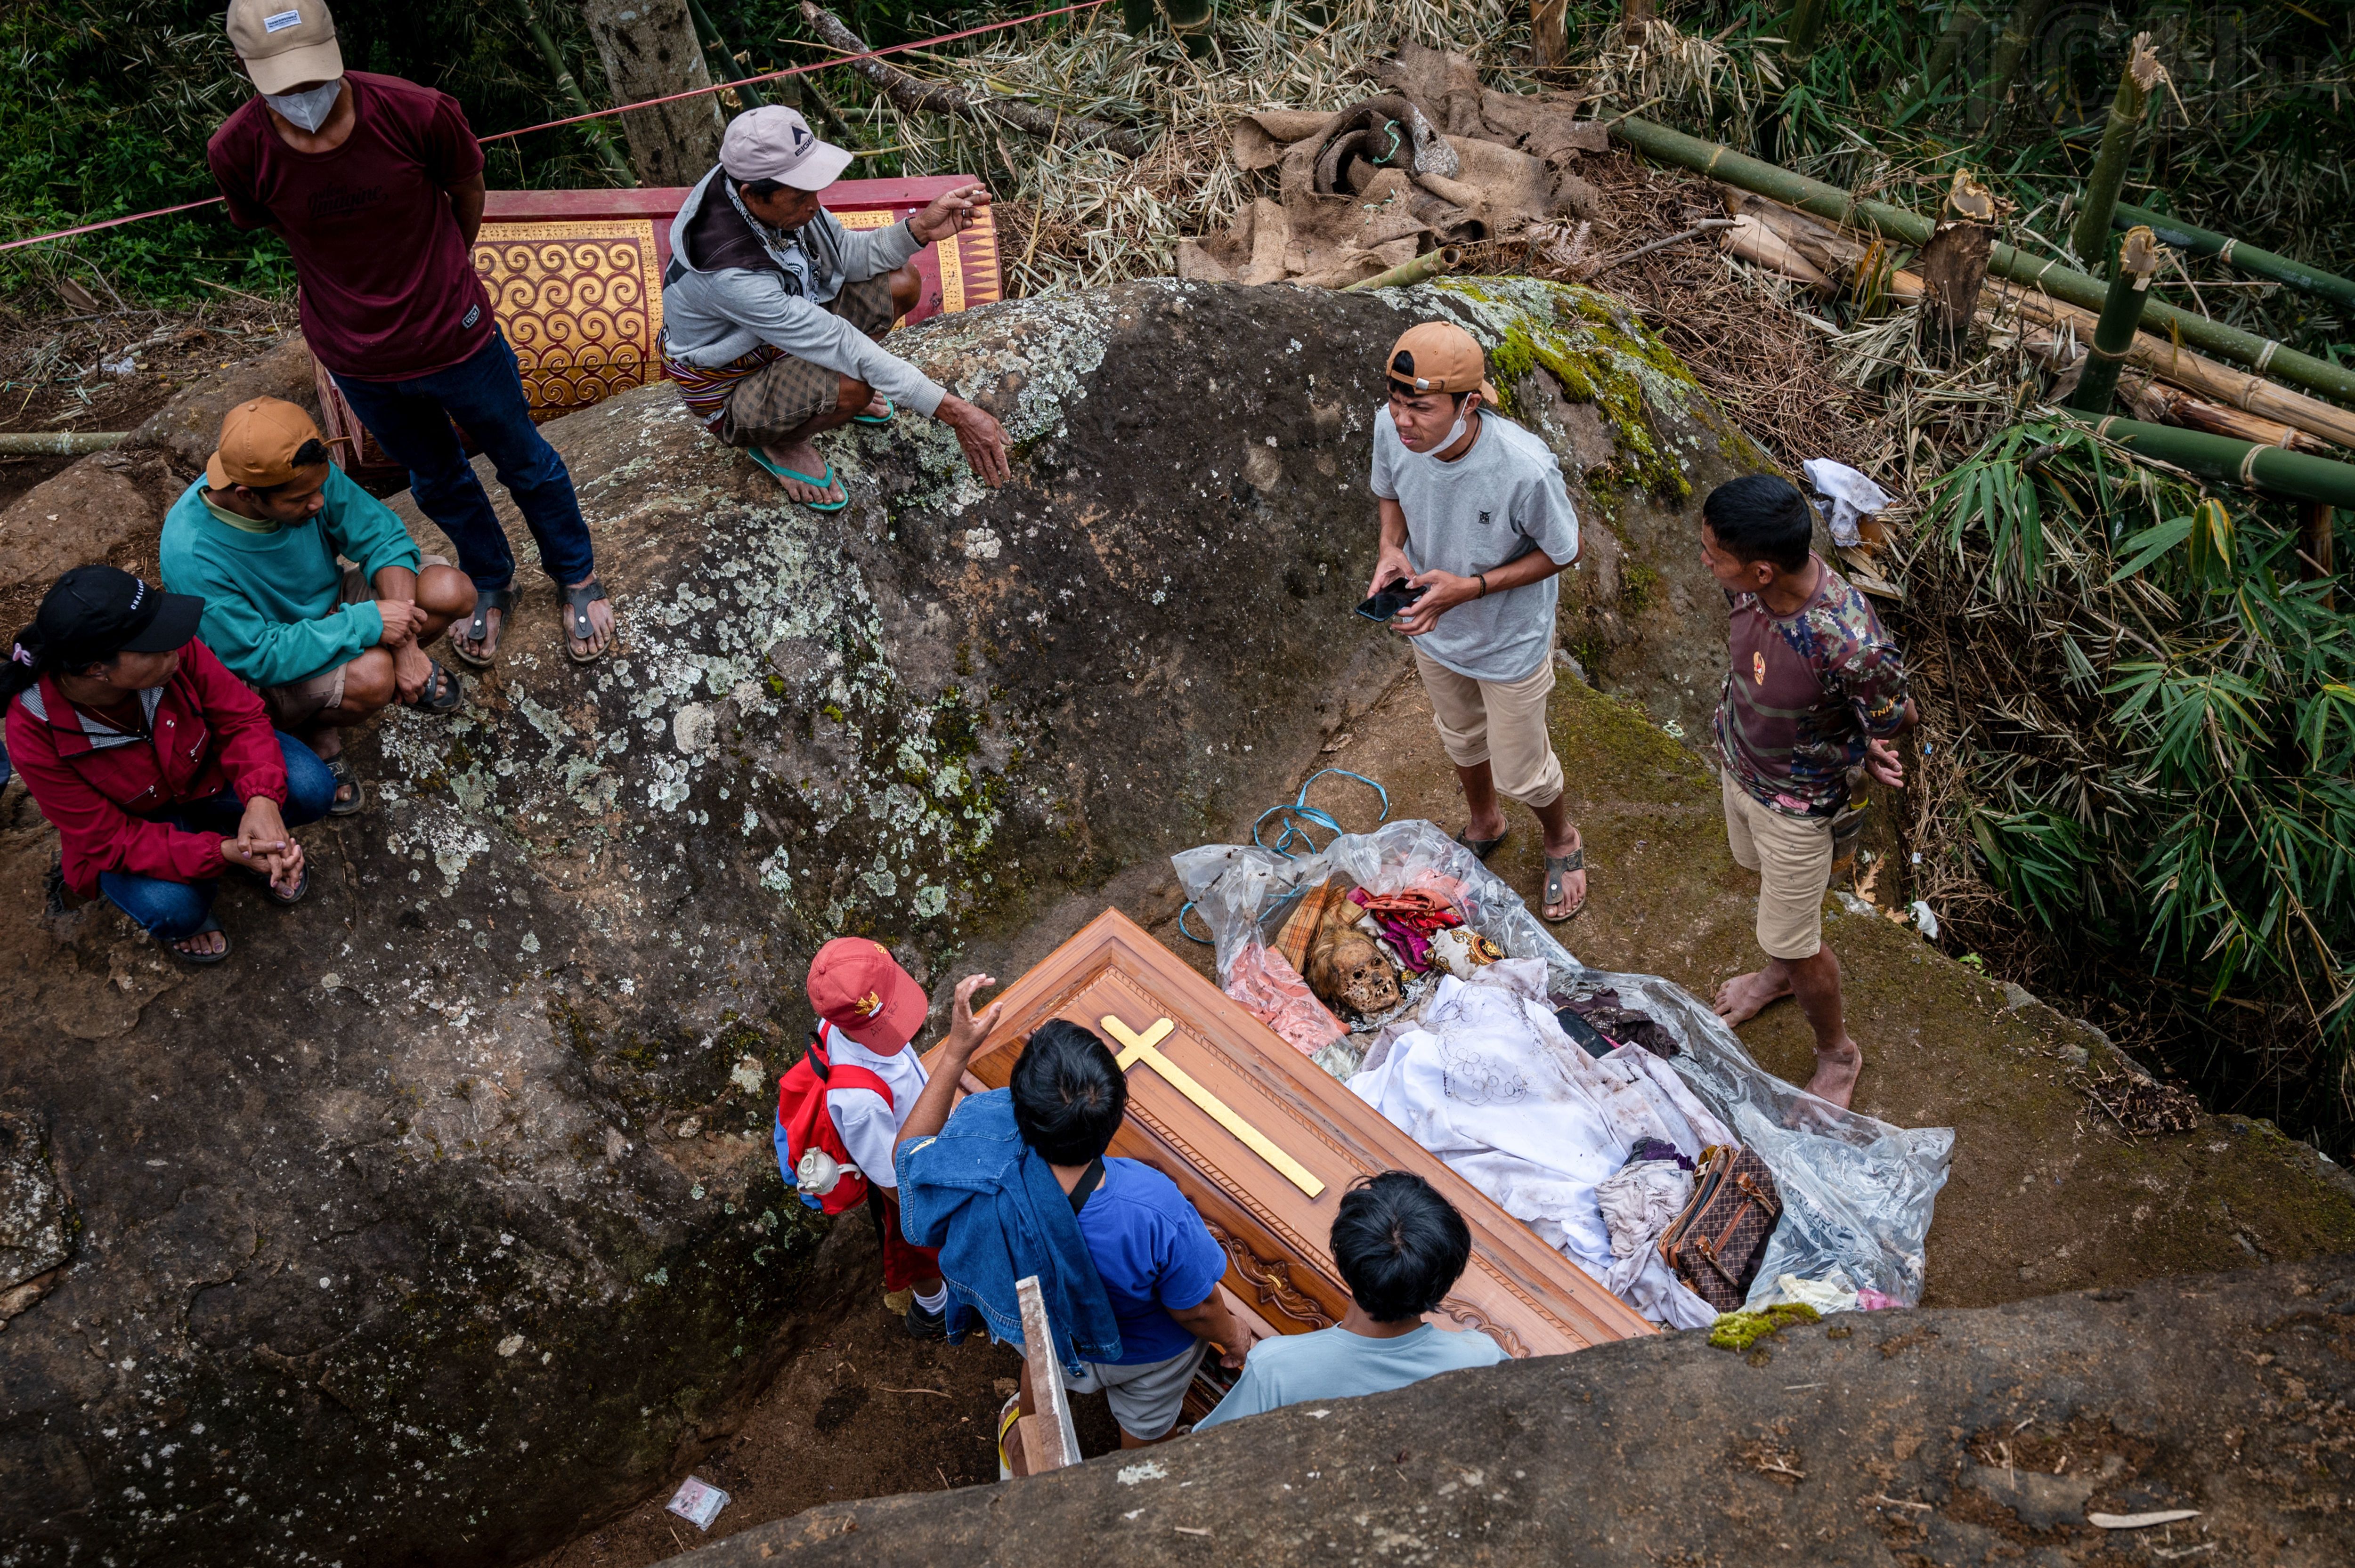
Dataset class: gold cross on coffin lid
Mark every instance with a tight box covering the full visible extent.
[1098,1016,1326,1199]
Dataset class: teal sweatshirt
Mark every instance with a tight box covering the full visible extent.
[159,465,422,690]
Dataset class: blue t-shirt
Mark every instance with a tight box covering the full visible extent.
[1193,1323,1505,1430]
[1073,1157,1226,1365]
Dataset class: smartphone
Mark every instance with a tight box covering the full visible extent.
[1354,580,1429,622]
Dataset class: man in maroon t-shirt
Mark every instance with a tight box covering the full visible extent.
[208,0,616,669]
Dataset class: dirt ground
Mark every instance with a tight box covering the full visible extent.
[0,292,294,513]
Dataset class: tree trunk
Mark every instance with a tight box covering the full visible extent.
[1973,0,2053,133]
[1533,0,1572,71]
[1618,0,1656,48]
[578,0,723,186]
[2300,502,2335,606]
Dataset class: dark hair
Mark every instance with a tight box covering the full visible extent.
[1330,1172,1472,1322]
[242,438,333,496]
[1009,1019,1128,1165]
[1702,474,1816,574]
[739,177,793,202]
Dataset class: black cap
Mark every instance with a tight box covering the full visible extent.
[37,566,204,663]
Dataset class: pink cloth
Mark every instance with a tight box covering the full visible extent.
[1229,945,1347,1057]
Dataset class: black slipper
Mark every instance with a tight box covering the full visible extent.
[167,915,231,965]
[1454,825,1508,860]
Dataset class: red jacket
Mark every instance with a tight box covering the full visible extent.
[5,639,287,895]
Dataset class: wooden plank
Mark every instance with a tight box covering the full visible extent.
[1015,1275,1082,1472]
[930,909,1655,1362]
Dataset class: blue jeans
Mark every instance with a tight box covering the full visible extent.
[330,329,596,592]
[98,734,338,941]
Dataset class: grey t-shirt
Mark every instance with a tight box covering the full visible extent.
[1192,1322,1505,1431]
[1370,406,1581,682]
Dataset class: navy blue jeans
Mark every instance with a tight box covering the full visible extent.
[98,733,338,941]
[331,329,596,592]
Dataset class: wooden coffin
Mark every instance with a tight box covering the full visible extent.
[939,909,1653,1390]
[318,175,1002,476]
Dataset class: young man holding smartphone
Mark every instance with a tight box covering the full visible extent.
[1367,322,1589,921]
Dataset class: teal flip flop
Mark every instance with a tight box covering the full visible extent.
[746,447,849,513]
[850,398,896,427]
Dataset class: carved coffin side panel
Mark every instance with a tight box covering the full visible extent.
[1204,1220,1338,1331]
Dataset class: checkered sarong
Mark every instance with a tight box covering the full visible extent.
[663,273,901,449]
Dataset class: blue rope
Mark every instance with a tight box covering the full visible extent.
[1176,769,1390,943]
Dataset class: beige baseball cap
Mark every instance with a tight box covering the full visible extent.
[1386,321,1500,404]
[720,106,853,193]
[226,0,344,96]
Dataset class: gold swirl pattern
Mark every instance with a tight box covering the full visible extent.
[470,220,666,420]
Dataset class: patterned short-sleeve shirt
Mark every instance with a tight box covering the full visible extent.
[1713,557,1909,818]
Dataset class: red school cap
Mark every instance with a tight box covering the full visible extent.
[807,938,929,1051]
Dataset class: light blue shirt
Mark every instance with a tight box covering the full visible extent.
[1193,1322,1504,1431]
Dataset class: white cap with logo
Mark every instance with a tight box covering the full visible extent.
[225,0,345,96]
[720,106,853,194]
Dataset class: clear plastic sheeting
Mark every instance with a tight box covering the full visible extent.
[1171,819,1955,1309]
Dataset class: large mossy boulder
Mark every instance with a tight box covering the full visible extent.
[0,277,1749,1565]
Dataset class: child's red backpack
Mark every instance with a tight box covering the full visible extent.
[773,1021,894,1216]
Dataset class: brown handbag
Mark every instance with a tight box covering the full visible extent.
[1655,1143,1783,1312]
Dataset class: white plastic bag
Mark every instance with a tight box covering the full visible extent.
[1173,819,1954,1308]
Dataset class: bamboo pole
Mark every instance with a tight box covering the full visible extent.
[1783,0,1832,65]
[2068,34,2164,268]
[686,0,765,109]
[1340,246,1463,292]
[518,0,637,186]
[1978,0,2054,134]
[0,431,123,456]
[2068,226,2164,414]
[2086,418,2355,510]
[2122,379,2331,457]
[2114,202,2355,312]
[1610,114,2355,410]
[1719,187,2355,449]
[1920,4,1981,98]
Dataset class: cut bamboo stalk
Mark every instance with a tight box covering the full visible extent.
[2298,501,2335,602]
[799,3,1145,158]
[1921,170,1997,361]
[2068,226,2164,415]
[2114,202,2355,312]
[2087,418,2355,510]
[1610,115,2355,410]
[1716,186,2355,450]
[2069,35,2164,268]
[2122,380,2329,457]
[1341,246,1463,293]
[0,431,124,456]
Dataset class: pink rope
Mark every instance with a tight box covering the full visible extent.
[0,0,1114,257]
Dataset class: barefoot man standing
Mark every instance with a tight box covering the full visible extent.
[1699,476,1912,1108]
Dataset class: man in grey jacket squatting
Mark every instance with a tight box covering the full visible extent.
[660,105,1011,509]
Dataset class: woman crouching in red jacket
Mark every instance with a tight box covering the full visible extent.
[3,566,337,962]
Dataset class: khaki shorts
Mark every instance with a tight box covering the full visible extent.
[1413,647,1565,809]
[715,273,900,449]
[1722,770,1835,961]
[260,556,448,728]
[1062,1340,1208,1441]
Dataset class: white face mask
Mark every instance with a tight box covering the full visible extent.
[1397,403,1471,462]
[264,79,343,133]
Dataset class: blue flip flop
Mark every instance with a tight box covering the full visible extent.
[850,398,896,427]
[747,447,849,513]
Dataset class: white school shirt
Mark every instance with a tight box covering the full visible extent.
[824,1025,930,1192]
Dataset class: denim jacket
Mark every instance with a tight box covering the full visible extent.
[894,1088,1122,1374]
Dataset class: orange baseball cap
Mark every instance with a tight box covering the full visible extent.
[1386,321,1500,404]
[207,396,333,493]
[808,938,930,1050]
